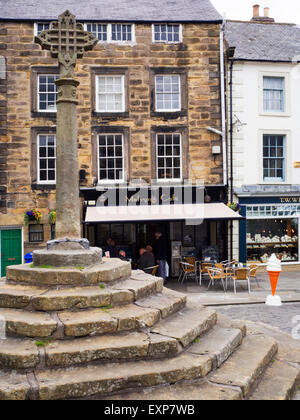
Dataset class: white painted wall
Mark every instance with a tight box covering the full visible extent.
[230,61,300,189]
[228,60,300,260]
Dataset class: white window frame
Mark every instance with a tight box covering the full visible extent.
[152,23,182,43]
[34,22,50,36]
[155,74,181,112]
[97,133,125,184]
[156,133,182,182]
[84,23,135,44]
[37,74,59,113]
[37,134,56,185]
[259,71,290,117]
[85,23,108,41]
[96,75,125,113]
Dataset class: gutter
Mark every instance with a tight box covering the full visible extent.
[220,18,227,186]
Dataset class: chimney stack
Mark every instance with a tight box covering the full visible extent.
[251,4,275,23]
[253,4,260,18]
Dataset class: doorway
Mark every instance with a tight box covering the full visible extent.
[0,229,22,277]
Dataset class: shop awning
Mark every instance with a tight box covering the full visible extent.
[85,203,242,224]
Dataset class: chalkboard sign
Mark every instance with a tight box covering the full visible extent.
[202,246,219,262]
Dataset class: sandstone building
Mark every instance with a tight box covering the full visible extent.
[0,0,233,276]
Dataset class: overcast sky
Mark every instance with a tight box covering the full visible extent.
[211,0,300,24]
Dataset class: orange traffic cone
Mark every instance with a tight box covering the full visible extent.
[268,271,280,296]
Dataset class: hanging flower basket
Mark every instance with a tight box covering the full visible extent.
[24,210,42,226]
[48,209,56,224]
[227,202,241,212]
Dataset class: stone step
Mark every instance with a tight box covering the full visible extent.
[103,380,243,401]
[151,303,217,347]
[249,360,300,400]
[5,259,131,286]
[0,371,30,400]
[0,332,179,370]
[35,352,212,400]
[0,308,57,338]
[209,335,278,398]
[0,276,164,311]
[187,326,243,368]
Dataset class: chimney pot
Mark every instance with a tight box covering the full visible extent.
[253,4,260,18]
[264,7,270,17]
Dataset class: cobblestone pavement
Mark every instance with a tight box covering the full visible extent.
[211,302,300,337]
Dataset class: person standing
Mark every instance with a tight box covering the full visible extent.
[154,231,168,283]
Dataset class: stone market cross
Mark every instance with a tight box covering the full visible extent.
[35,10,98,242]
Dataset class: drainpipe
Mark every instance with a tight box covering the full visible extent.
[220,18,227,186]
[229,59,234,260]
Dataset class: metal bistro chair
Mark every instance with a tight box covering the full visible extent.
[178,261,198,285]
[207,267,226,292]
[144,265,159,276]
[199,262,214,285]
[249,264,260,289]
[228,267,251,294]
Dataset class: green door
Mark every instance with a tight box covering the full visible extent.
[1,229,22,277]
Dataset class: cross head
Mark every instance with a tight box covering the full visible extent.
[35,10,98,78]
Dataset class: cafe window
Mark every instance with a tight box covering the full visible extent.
[38,134,56,184]
[246,218,298,263]
[156,133,182,181]
[98,134,124,183]
[263,135,285,182]
[29,225,44,243]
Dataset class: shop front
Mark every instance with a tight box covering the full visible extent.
[238,195,300,264]
[81,185,241,277]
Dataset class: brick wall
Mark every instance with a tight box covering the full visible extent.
[0,21,223,250]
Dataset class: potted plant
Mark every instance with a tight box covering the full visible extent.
[48,209,56,224]
[24,209,42,226]
[227,202,241,212]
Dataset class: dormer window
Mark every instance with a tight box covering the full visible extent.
[34,22,50,36]
[84,23,135,43]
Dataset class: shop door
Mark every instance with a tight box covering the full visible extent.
[1,229,22,277]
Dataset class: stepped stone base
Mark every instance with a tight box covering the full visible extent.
[0,258,299,400]
[33,247,102,267]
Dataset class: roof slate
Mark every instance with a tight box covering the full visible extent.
[225,21,300,62]
[0,0,222,23]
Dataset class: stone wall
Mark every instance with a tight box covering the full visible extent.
[0,21,223,251]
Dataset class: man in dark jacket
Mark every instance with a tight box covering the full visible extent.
[137,246,156,274]
[154,232,168,283]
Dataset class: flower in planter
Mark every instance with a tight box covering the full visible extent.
[24,209,42,226]
[227,202,241,212]
[48,209,56,224]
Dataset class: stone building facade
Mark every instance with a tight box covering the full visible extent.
[0,0,226,274]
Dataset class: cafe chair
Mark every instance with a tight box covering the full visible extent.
[200,262,213,285]
[178,261,198,285]
[229,268,251,294]
[249,264,260,288]
[207,267,226,292]
[143,265,159,276]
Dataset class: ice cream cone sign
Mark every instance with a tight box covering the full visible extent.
[266,254,282,306]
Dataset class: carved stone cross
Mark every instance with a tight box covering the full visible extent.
[35,11,98,243]
[35,10,98,78]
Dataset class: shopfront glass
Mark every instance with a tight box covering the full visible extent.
[246,205,299,263]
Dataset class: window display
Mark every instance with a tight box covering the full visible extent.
[247,218,298,263]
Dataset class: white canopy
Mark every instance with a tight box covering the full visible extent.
[85,203,242,224]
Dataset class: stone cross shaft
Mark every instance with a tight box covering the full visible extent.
[35,11,98,240]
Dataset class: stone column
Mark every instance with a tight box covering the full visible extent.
[55,78,81,239]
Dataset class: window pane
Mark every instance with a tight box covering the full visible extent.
[97,75,124,112]
[156,134,182,180]
[98,135,124,181]
[38,134,56,183]
[38,74,59,112]
[155,75,181,111]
